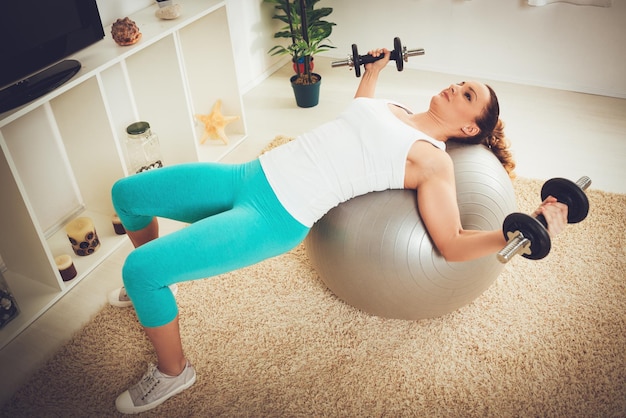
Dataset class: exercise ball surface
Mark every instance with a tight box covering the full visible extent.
[305,144,517,320]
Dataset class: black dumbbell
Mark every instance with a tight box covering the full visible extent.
[497,176,592,263]
[331,37,425,77]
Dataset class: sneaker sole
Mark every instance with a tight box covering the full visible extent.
[115,369,196,414]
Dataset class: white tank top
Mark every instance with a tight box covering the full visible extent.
[259,97,445,227]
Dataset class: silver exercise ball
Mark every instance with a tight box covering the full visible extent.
[305,143,517,320]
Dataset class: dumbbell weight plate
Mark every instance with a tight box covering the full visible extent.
[393,37,404,72]
[540,178,589,224]
[502,212,552,260]
[351,44,361,77]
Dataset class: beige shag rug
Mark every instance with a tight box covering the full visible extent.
[3,136,625,417]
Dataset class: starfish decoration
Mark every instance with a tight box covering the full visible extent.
[195,100,240,145]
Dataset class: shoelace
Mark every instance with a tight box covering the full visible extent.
[137,364,161,401]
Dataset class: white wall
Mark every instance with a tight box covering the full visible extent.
[225,0,287,92]
[96,0,153,27]
[324,0,625,98]
[233,0,626,98]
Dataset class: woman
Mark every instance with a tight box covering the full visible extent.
[112,49,568,414]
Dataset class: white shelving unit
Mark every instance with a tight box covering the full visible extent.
[0,0,246,349]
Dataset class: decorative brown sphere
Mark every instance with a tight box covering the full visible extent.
[111,17,142,46]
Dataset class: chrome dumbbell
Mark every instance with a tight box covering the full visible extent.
[498,176,592,263]
[331,37,425,77]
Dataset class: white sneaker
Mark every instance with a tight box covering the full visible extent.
[116,361,196,414]
[108,284,178,308]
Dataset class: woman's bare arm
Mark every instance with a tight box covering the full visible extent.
[415,155,507,262]
[412,146,568,262]
[354,48,391,98]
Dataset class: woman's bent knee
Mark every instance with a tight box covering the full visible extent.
[122,247,159,293]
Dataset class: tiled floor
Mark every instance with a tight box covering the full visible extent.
[1,57,624,405]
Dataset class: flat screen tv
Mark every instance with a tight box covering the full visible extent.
[0,0,105,114]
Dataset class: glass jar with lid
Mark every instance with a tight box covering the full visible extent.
[125,121,164,174]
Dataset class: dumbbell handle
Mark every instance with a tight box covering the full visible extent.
[331,47,425,68]
[497,176,591,264]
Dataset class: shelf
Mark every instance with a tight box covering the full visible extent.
[196,134,247,162]
[0,0,245,349]
[46,210,130,285]
[0,271,60,348]
[0,0,229,128]
[0,209,128,350]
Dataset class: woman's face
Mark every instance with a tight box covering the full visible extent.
[431,81,491,135]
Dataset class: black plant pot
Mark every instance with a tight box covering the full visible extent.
[290,73,321,108]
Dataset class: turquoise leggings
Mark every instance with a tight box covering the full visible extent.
[111,160,309,327]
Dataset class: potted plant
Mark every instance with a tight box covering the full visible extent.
[265,0,335,107]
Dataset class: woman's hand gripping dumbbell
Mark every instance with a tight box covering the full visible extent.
[497,176,592,263]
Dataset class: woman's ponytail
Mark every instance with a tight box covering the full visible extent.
[483,119,516,178]
[447,84,516,178]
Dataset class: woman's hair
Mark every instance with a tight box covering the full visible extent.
[448,85,516,178]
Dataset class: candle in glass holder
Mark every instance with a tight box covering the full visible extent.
[65,217,100,256]
[55,254,77,281]
[112,213,126,235]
